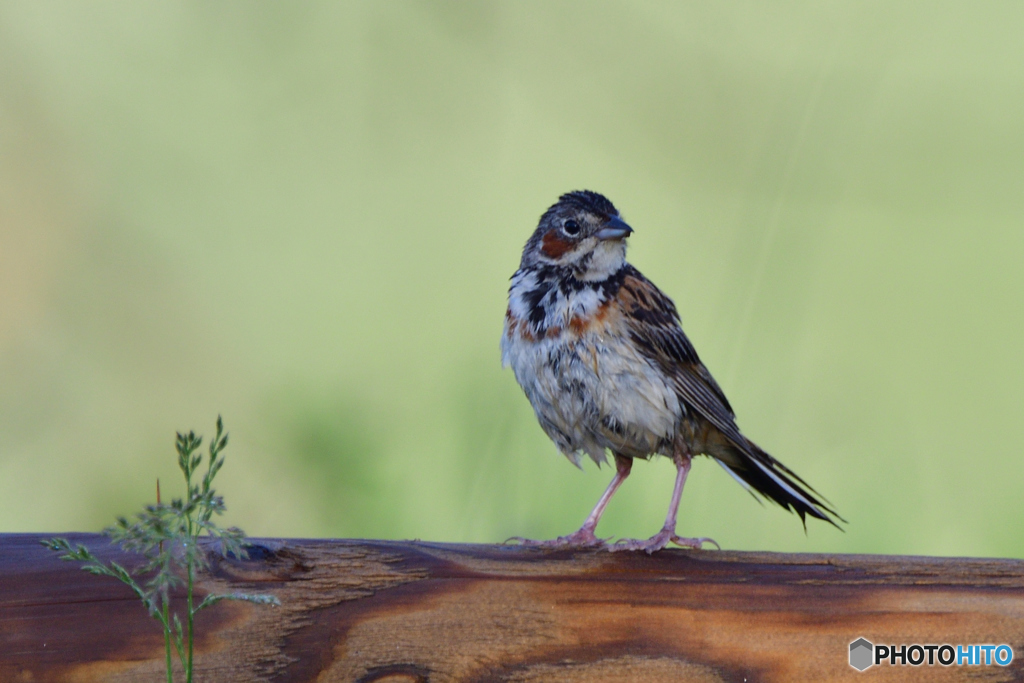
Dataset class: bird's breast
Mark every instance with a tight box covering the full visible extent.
[501,296,682,462]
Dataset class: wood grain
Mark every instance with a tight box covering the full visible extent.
[3,533,1024,682]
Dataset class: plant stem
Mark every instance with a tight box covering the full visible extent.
[163,597,173,683]
[157,479,173,683]
[186,558,194,682]
[185,458,195,682]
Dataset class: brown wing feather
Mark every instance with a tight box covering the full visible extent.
[618,265,843,527]
[617,266,746,451]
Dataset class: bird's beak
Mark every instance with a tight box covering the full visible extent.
[594,216,634,241]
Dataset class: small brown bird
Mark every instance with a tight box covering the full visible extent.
[502,191,842,552]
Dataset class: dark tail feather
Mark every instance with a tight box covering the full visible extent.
[713,438,845,530]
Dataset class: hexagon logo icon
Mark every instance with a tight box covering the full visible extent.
[850,638,874,671]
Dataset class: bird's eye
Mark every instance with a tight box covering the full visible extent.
[563,219,581,236]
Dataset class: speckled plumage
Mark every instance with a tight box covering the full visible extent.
[502,191,842,551]
[503,263,681,466]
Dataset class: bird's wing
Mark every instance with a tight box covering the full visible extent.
[617,265,843,526]
[616,266,748,452]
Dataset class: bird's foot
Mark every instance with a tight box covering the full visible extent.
[610,528,720,554]
[505,528,609,549]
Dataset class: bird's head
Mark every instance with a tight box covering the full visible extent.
[521,190,633,281]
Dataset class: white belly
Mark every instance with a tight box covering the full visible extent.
[502,327,681,466]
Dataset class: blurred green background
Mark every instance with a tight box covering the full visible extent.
[2,2,1023,558]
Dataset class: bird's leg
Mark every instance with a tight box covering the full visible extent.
[571,454,632,542]
[508,455,632,548]
[611,452,719,553]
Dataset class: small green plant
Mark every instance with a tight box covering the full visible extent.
[43,417,278,683]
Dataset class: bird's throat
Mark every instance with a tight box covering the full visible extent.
[575,240,627,282]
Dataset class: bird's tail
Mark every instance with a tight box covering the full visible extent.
[711,437,844,529]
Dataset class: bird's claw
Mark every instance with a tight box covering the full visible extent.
[504,529,609,548]
[610,529,720,554]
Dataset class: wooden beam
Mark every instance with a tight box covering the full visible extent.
[3,533,1024,681]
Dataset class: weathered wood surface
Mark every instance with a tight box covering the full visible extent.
[3,534,1024,682]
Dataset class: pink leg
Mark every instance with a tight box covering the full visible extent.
[611,453,719,554]
[509,455,632,548]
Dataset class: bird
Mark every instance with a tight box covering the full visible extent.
[501,190,843,552]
